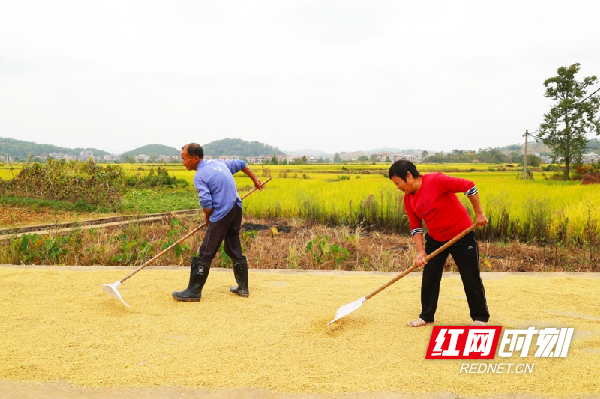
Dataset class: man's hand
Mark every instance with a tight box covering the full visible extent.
[475,212,488,228]
[241,166,262,191]
[203,208,212,226]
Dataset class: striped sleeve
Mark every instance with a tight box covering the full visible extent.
[410,227,424,236]
[464,186,478,196]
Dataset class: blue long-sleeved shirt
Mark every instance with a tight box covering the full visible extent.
[193,159,246,222]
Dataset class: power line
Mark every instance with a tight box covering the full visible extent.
[575,85,600,106]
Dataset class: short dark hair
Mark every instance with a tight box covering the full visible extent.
[182,143,203,159]
[388,160,420,181]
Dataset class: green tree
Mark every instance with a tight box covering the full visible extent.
[334,153,342,163]
[537,63,600,179]
[121,155,136,163]
[527,154,542,167]
[149,152,158,163]
[370,154,378,161]
[421,150,428,159]
[358,155,368,162]
[271,155,278,165]
[508,152,521,164]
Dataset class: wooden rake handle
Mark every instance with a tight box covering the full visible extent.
[120,177,272,283]
[364,224,476,300]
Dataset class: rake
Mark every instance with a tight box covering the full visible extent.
[328,224,476,325]
[102,177,271,307]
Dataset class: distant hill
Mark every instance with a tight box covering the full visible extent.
[586,138,600,153]
[121,144,180,157]
[201,138,284,157]
[286,149,330,156]
[340,151,369,161]
[0,137,109,160]
[364,148,404,154]
[496,141,552,155]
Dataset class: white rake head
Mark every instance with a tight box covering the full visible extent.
[102,281,130,307]
[328,296,366,325]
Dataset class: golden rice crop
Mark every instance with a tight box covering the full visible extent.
[4,162,600,240]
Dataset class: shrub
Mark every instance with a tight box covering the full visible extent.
[0,159,125,211]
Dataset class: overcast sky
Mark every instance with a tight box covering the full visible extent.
[1,0,599,154]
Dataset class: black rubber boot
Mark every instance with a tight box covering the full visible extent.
[172,257,211,302]
[230,257,249,297]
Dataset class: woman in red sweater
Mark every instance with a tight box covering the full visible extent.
[389,160,490,327]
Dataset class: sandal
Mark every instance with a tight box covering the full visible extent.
[407,318,433,327]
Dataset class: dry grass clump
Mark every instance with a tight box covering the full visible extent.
[0,204,89,228]
[0,267,598,396]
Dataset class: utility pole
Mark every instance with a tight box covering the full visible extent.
[523,130,532,180]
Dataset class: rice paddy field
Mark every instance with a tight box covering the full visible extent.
[127,162,599,241]
[2,161,600,243]
[0,266,599,398]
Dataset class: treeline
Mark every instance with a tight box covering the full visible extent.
[120,144,179,157]
[202,138,284,157]
[0,137,109,160]
[424,148,542,165]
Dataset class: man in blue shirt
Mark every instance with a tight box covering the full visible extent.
[173,143,262,302]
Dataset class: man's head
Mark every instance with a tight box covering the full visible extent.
[181,143,203,171]
[388,160,421,194]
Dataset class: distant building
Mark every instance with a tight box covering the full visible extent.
[373,152,394,161]
[246,155,269,164]
[582,153,600,164]
[136,154,150,162]
[392,153,416,162]
[158,155,178,162]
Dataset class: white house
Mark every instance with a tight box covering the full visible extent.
[582,153,600,164]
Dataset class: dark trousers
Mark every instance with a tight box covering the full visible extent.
[198,204,244,262]
[419,231,490,323]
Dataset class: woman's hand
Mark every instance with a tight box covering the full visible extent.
[414,250,428,267]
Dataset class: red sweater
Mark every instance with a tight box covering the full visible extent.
[403,173,476,241]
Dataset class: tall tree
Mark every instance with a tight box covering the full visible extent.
[537,63,600,179]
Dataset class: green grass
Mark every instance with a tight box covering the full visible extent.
[121,189,200,214]
[0,196,112,213]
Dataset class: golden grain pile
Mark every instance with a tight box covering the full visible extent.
[0,267,599,396]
